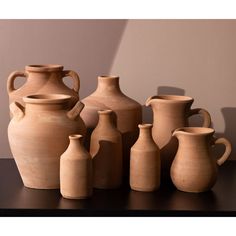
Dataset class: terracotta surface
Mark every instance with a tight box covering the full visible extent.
[90,110,122,189]
[8,94,86,189]
[60,134,93,199]
[146,95,211,180]
[130,124,161,192]
[171,127,232,193]
[7,64,80,112]
[81,76,142,179]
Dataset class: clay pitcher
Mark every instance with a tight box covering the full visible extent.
[90,110,122,189]
[7,64,80,111]
[8,94,86,189]
[81,75,142,181]
[146,95,211,180]
[171,127,232,192]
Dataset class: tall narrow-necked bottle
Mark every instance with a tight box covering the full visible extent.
[60,134,93,199]
[130,124,161,192]
[90,110,122,189]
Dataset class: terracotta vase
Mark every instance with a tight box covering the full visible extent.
[130,124,161,192]
[8,94,86,189]
[171,127,232,193]
[81,76,142,180]
[146,95,211,180]
[90,110,122,189]
[7,64,80,111]
[60,134,93,199]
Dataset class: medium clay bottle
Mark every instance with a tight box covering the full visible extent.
[90,110,122,189]
[130,124,161,192]
[60,134,93,199]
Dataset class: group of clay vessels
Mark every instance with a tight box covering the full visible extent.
[7,64,232,199]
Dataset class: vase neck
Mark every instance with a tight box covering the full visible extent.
[95,76,122,96]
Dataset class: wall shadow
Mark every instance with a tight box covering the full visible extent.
[217,107,236,159]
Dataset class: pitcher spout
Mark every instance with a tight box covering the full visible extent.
[145,95,158,107]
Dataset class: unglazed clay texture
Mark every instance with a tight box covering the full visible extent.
[146,95,211,180]
[130,124,161,192]
[171,127,232,193]
[60,134,93,199]
[7,64,80,111]
[81,76,142,179]
[8,94,86,189]
[90,110,122,189]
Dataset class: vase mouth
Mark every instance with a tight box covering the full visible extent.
[69,134,83,140]
[98,109,113,115]
[25,64,63,72]
[98,75,119,80]
[154,95,194,103]
[138,123,153,129]
[23,94,71,104]
[174,127,215,136]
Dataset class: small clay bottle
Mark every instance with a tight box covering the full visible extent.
[90,110,122,189]
[60,134,93,199]
[130,124,161,192]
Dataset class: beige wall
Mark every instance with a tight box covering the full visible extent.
[1,20,236,159]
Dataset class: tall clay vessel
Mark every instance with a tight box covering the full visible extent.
[60,134,93,199]
[146,95,211,180]
[8,94,86,189]
[7,64,80,109]
[171,127,232,192]
[90,110,122,189]
[130,124,161,192]
[81,76,142,180]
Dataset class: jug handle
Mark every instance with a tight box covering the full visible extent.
[62,70,80,93]
[10,102,25,121]
[67,101,84,120]
[7,71,28,94]
[213,137,232,166]
[188,108,211,127]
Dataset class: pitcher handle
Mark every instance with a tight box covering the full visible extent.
[7,71,28,94]
[188,108,211,127]
[62,70,80,93]
[213,137,232,166]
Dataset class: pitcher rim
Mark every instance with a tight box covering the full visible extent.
[23,94,71,104]
[153,95,193,103]
[25,64,63,72]
[174,127,215,136]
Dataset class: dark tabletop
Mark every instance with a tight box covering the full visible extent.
[0,159,235,216]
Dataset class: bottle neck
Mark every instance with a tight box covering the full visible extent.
[67,135,86,153]
[137,124,154,142]
[97,110,116,129]
[95,76,122,96]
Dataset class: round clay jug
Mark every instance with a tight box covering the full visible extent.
[171,127,232,193]
[8,94,86,189]
[7,64,80,110]
[60,134,93,199]
[146,95,211,180]
[130,124,161,192]
[81,75,142,180]
[90,110,122,189]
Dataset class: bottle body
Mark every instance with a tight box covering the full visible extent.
[130,124,161,192]
[60,135,93,199]
[90,110,123,189]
